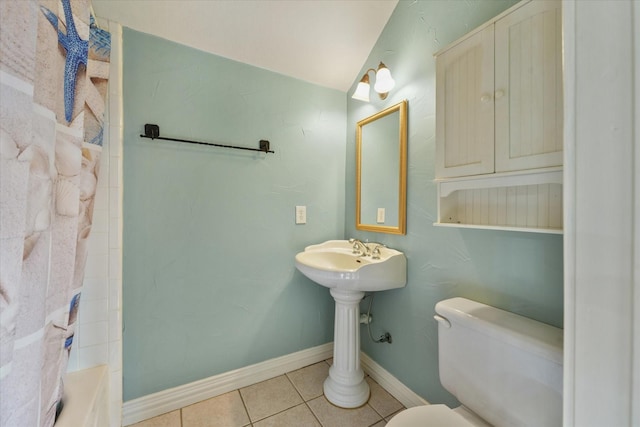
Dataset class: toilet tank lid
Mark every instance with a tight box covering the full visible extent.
[435,298,563,364]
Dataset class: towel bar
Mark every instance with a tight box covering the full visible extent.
[140,124,274,153]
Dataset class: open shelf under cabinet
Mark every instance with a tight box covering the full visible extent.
[434,167,563,234]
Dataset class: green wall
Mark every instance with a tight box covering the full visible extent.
[122,28,345,400]
[122,0,564,406]
[346,0,563,406]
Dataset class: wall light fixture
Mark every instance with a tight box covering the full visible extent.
[351,62,395,102]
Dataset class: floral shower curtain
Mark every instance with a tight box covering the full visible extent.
[0,0,110,425]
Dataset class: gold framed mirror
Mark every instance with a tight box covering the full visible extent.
[356,100,407,234]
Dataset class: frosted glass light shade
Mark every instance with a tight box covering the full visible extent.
[374,66,395,94]
[352,62,395,102]
[352,81,370,102]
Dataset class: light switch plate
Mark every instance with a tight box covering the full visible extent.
[295,206,306,224]
[377,208,385,224]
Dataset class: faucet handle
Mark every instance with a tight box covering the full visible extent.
[371,244,386,259]
[349,238,362,254]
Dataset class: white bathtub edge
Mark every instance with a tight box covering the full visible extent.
[56,365,110,427]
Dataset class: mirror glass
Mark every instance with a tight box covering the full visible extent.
[356,100,407,234]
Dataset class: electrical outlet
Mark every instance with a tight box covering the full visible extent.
[295,206,306,224]
[377,208,385,224]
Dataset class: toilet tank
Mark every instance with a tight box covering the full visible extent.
[435,298,563,427]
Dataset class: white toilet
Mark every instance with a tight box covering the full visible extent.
[388,297,563,427]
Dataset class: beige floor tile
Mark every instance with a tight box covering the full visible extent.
[252,403,321,427]
[286,361,330,401]
[385,409,404,422]
[307,396,382,427]
[182,390,250,427]
[371,421,387,427]
[365,377,404,418]
[239,375,303,422]
[129,410,181,427]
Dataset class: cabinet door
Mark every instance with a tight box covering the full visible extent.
[494,0,563,172]
[436,25,495,178]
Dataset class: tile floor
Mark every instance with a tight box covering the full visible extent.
[130,359,405,427]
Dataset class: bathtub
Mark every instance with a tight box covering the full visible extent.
[55,365,110,427]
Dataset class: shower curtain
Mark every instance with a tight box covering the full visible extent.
[0,0,111,425]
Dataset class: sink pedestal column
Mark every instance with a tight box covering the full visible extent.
[324,288,369,408]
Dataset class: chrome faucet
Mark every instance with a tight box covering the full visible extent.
[348,238,370,256]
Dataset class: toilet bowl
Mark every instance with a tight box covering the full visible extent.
[387,404,489,427]
[387,298,563,427]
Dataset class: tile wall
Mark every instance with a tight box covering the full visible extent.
[67,21,123,427]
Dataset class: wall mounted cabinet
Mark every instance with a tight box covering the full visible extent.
[434,0,562,233]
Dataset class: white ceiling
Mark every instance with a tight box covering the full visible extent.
[92,0,398,92]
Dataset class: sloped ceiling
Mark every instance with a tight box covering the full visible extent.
[92,0,398,92]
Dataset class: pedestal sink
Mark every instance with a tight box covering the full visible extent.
[295,240,407,408]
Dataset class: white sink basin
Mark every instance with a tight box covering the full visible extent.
[295,240,406,291]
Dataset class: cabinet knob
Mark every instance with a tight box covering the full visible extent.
[494,89,505,99]
[480,94,492,103]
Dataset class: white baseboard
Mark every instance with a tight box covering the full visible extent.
[122,343,333,426]
[360,352,429,409]
[122,344,427,426]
